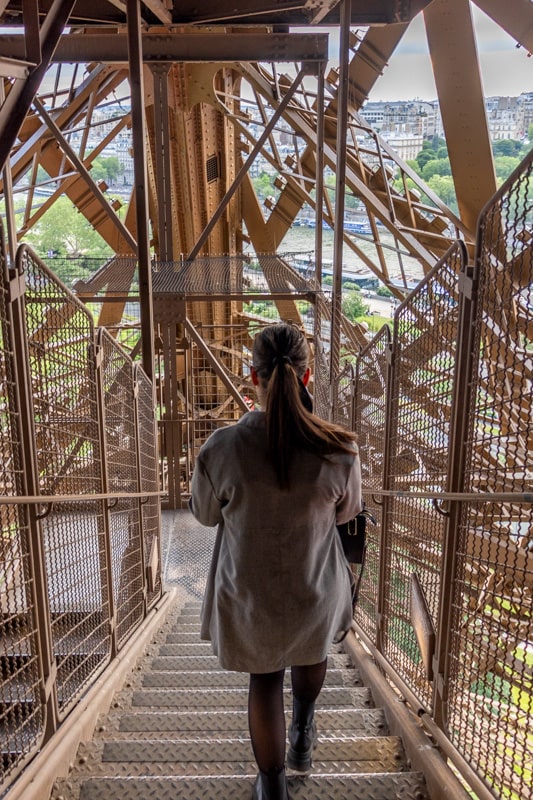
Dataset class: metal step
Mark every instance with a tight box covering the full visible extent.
[50,598,430,800]
[73,772,429,799]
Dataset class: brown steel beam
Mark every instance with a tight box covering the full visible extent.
[330,0,351,403]
[0,32,329,63]
[187,67,310,261]
[424,0,498,232]
[474,0,533,52]
[0,0,76,171]
[141,0,171,24]
[31,96,137,251]
[151,64,173,261]
[170,0,432,24]
[127,0,154,380]
[240,62,437,270]
[305,0,340,24]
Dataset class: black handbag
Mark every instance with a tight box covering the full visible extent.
[337,507,376,607]
[337,507,376,563]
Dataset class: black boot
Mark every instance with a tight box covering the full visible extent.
[287,697,317,772]
[252,767,289,800]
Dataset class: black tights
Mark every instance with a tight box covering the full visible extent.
[248,659,327,773]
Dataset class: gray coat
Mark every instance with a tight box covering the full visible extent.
[190,411,362,673]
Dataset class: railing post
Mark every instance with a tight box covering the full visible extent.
[5,253,59,739]
[94,330,118,658]
[432,244,476,730]
[376,333,395,654]
[133,373,148,617]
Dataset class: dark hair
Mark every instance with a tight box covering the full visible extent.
[252,323,357,489]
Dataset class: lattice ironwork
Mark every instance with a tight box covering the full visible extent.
[381,242,464,710]
[353,325,391,642]
[447,151,533,800]
[99,329,144,647]
[15,245,111,715]
[0,223,45,783]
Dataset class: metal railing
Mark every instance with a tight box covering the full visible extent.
[353,150,533,800]
[0,231,162,792]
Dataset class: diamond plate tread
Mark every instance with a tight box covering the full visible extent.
[73,772,429,800]
[98,734,404,766]
[129,686,373,709]
[166,624,202,633]
[165,632,215,643]
[158,643,212,656]
[141,668,362,689]
[147,653,354,672]
[110,707,388,735]
[164,631,359,646]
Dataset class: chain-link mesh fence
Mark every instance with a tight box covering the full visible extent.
[445,152,533,800]
[0,237,162,791]
[99,329,144,648]
[16,245,111,715]
[353,324,391,643]
[381,243,464,710]
[0,224,45,784]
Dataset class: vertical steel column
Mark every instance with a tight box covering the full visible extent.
[0,86,17,264]
[127,0,155,381]
[432,245,476,730]
[329,0,351,420]
[314,61,325,283]
[376,332,395,654]
[94,331,118,658]
[151,64,174,262]
[187,68,307,262]
[314,60,325,347]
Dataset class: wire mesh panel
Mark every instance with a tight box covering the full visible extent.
[135,365,162,609]
[15,245,111,716]
[0,225,45,782]
[99,330,144,648]
[382,243,464,710]
[446,153,533,800]
[353,325,391,642]
[152,254,313,296]
[313,292,367,424]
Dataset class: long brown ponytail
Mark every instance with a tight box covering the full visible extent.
[252,323,357,489]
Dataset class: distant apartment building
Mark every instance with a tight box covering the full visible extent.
[360,100,440,153]
[362,94,532,147]
[485,95,522,140]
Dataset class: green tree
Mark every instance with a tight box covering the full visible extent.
[421,157,451,182]
[23,196,112,260]
[494,156,521,182]
[342,289,368,322]
[252,171,276,201]
[426,175,458,213]
[492,139,524,158]
[90,156,123,184]
[415,149,435,170]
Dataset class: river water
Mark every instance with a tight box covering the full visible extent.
[274,225,424,286]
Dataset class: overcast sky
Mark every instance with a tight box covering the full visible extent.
[326,4,532,102]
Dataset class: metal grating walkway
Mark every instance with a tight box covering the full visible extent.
[49,512,431,799]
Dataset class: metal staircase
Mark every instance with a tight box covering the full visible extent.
[49,584,431,799]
